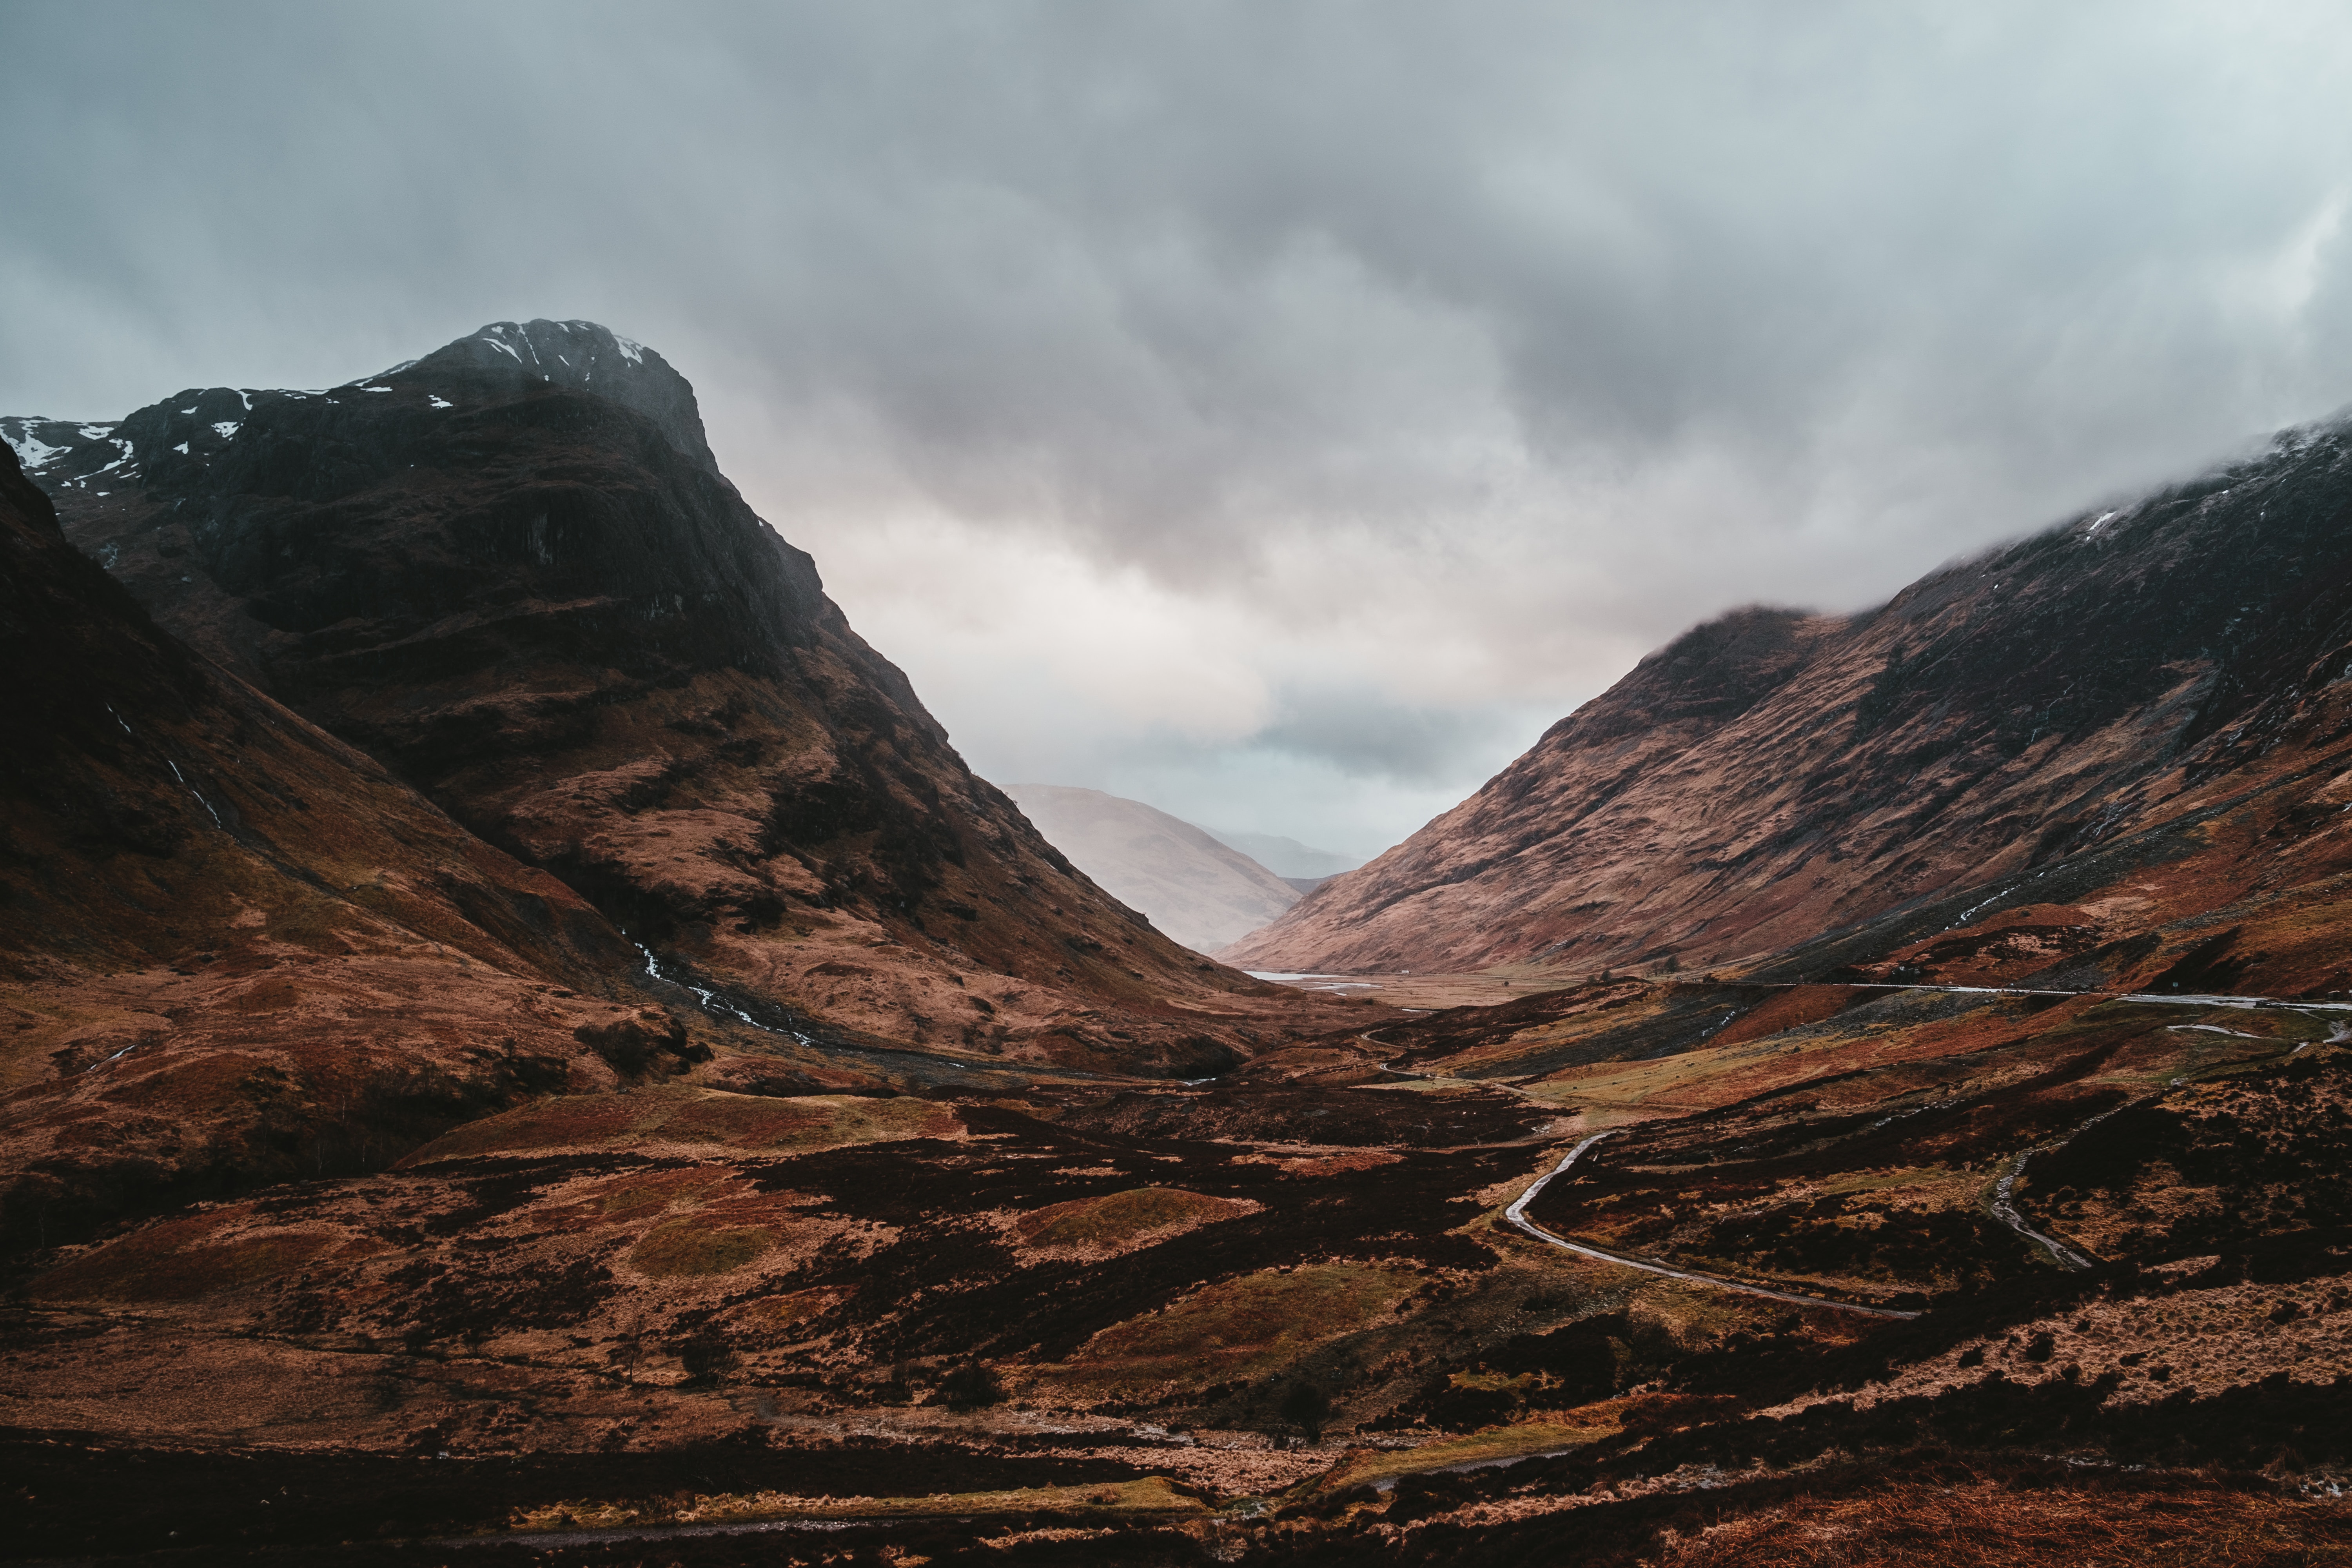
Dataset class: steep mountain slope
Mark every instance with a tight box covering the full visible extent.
[1007,784,1300,952]
[11,322,1330,1075]
[0,441,687,1248]
[1229,419,2352,981]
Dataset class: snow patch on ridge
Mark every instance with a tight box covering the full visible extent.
[468,319,648,371]
[3,426,65,471]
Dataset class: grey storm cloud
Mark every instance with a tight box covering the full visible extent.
[7,0,2352,853]
[1248,692,1534,789]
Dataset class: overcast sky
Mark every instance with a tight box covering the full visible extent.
[8,2,2352,857]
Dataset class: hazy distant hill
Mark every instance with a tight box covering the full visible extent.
[1200,827,1364,881]
[1009,785,1301,952]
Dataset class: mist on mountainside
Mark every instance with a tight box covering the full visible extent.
[1195,827,1366,882]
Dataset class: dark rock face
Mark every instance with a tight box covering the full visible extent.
[16,324,1327,1072]
[1230,421,2352,977]
[0,439,675,1247]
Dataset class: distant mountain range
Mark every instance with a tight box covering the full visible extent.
[1006,785,1304,952]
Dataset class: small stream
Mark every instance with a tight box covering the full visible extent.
[635,942,813,1045]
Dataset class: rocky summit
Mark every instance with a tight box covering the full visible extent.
[6,338,2351,1567]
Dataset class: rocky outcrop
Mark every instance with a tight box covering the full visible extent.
[15,324,1336,1075]
[1008,785,1299,953]
[1229,419,2352,982]
[403,319,722,475]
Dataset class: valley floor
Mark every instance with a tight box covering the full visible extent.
[7,972,2350,1564]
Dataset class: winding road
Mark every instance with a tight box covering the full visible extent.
[1984,1098,2145,1271]
[1501,1131,1923,1320]
[1383,981,2337,1319]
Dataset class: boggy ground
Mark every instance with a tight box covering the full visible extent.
[7,968,2350,1564]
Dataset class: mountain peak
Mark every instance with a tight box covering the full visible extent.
[400,318,720,474]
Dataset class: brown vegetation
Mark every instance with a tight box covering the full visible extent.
[11,342,2352,1563]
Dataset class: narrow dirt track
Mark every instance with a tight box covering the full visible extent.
[1502,1132,1922,1320]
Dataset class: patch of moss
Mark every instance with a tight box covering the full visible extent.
[1017,1187,1248,1251]
[629,1220,772,1277]
[34,1221,337,1301]
[1059,1263,1417,1392]
[592,1173,717,1216]
[401,1089,959,1163]
[509,1474,1203,1534]
[742,1285,852,1327]
[1309,1407,1629,1494]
